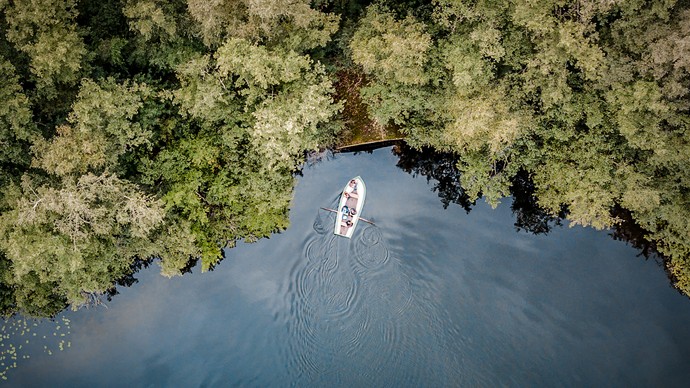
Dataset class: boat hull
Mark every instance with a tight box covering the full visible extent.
[334,176,366,238]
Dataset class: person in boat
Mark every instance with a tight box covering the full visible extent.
[344,179,359,199]
[340,214,353,228]
[342,206,356,216]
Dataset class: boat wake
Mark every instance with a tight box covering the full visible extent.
[281,209,431,386]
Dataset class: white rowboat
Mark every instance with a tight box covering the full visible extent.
[334,176,366,238]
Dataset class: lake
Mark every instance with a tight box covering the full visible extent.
[4,146,690,387]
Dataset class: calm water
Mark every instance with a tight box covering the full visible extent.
[5,147,690,387]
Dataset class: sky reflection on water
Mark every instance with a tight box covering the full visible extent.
[6,147,690,387]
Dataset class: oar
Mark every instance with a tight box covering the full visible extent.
[320,207,376,225]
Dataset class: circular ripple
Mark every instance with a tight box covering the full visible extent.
[354,227,390,270]
[299,235,364,321]
[304,234,337,263]
[341,310,372,357]
[312,211,331,235]
[285,267,366,382]
[304,239,322,263]
[286,228,381,382]
[317,271,360,319]
[359,225,382,246]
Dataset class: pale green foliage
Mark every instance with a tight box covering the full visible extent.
[153,218,200,277]
[530,135,621,229]
[348,5,435,129]
[31,125,109,177]
[3,0,79,45]
[25,28,85,88]
[444,41,492,93]
[14,174,163,242]
[457,150,515,207]
[417,0,690,294]
[442,87,526,154]
[395,0,616,223]
[592,1,690,293]
[616,167,661,215]
[433,0,501,29]
[3,0,86,92]
[121,0,202,70]
[0,0,688,312]
[214,37,339,169]
[360,81,435,127]
[352,0,689,252]
[173,54,231,123]
[159,35,339,270]
[243,0,339,50]
[123,0,178,41]
[216,38,312,90]
[185,0,246,47]
[4,74,169,306]
[607,81,670,152]
[186,0,339,50]
[470,24,505,61]
[1,173,164,305]
[32,78,153,176]
[215,38,339,168]
[441,28,502,103]
[520,21,604,114]
[251,77,338,169]
[351,5,431,85]
[646,9,690,79]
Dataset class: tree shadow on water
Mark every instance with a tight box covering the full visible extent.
[392,144,474,212]
[391,143,562,234]
[509,170,565,235]
[390,143,667,268]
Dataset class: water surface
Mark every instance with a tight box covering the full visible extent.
[6,147,690,387]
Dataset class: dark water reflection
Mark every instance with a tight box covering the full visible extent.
[6,146,690,386]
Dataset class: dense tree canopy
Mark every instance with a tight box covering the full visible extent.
[351,0,690,292]
[0,0,341,315]
[0,0,689,316]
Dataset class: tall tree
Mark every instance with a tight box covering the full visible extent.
[149,35,341,270]
[0,57,36,178]
[3,0,86,97]
[186,0,339,50]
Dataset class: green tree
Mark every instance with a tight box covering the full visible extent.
[31,78,155,176]
[349,1,690,294]
[349,4,436,126]
[0,173,165,307]
[3,0,86,97]
[149,36,341,270]
[0,57,36,176]
[0,75,197,312]
[1,0,688,315]
[186,0,339,50]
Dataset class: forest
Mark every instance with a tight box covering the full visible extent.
[0,0,688,317]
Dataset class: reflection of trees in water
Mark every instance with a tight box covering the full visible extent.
[109,255,199,302]
[391,143,667,264]
[392,144,474,212]
[509,170,565,235]
[0,254,200,318]
[392,143,562,233]
[610,207,662,262]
